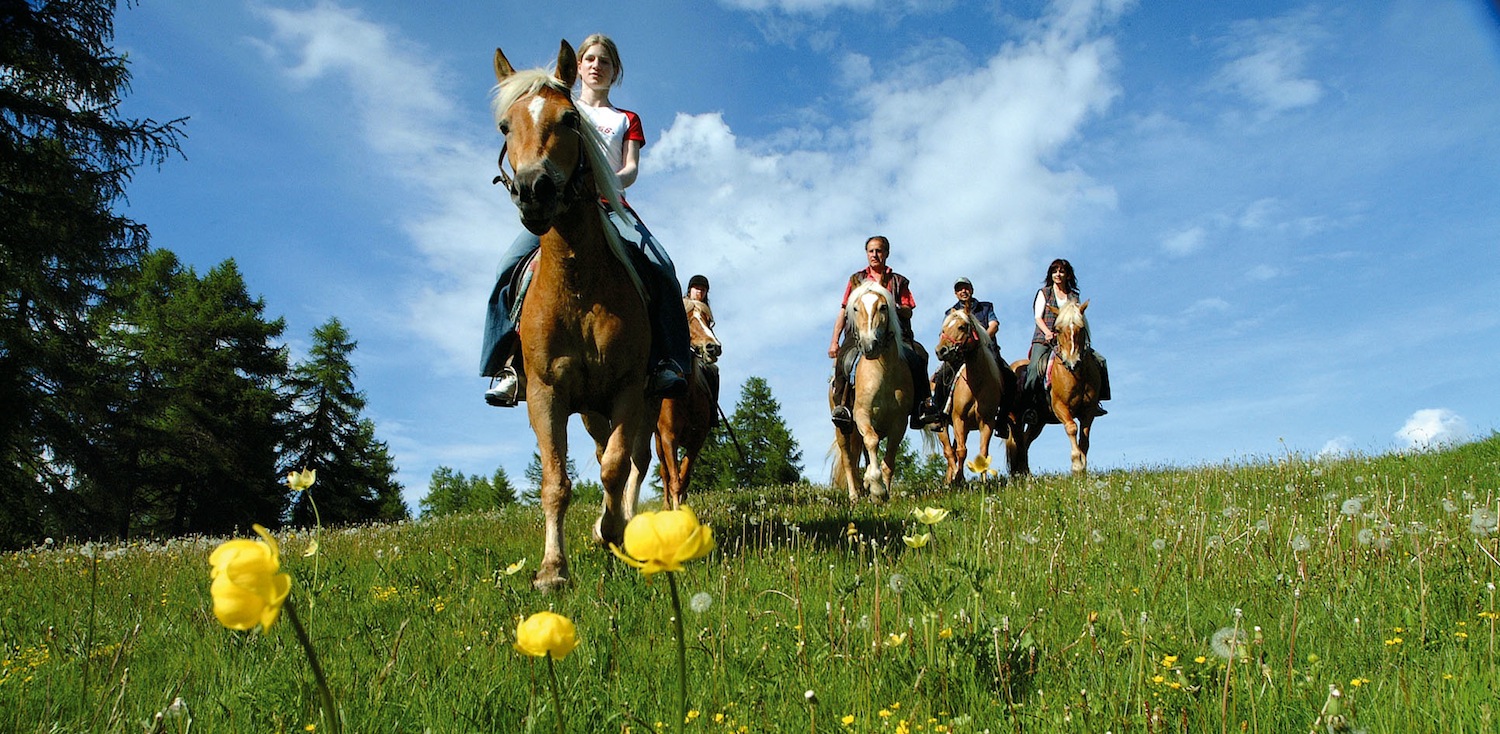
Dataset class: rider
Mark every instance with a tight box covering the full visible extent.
[482,33,690,407]
[827,236,944,431]
[683,274,720,407]
[1023,258,1110,419]
[927,276,1002,427]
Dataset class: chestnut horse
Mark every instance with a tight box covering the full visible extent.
[1009,300,1102,474]
[655,299,722,509]
[492,41,654,590]
[933,308,1016,484]
[830,281,914,503]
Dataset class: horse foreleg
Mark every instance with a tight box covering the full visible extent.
[623,413,652,518]
[529,396,573,592]
[863,429,895,504]
[937,428,960,486]
[1076,416,1093,474]
[594,396,645,549]
[1058,411,1086,474]
[951,422,970,487]
[654,424,682,510]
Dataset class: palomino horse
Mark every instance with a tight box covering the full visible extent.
[1010,300,1103,475]
[655,299,722,509]
[492,41,654,590]
[933,308,1016,484]
[830,281,914,503]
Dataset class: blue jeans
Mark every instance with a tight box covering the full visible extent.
[480,210,690,378]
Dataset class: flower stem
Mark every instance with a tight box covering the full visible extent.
[546,655,566,734]
[285,600,343,734]
[668,572,687,734]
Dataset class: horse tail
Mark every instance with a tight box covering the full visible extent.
[828,437,847,487]
[919,425,941,459]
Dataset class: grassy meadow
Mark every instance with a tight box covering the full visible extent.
[3,435,1499,733]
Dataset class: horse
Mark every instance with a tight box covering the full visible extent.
[829,281,914,503]
[932,308,1017,484]
[655,298,722,509]
[1009,299,1103,475]
[491,41,655,591]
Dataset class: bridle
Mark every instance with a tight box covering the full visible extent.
[491,100,595,212]
[936,316,979,362]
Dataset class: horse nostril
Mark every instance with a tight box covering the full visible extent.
[708,344,722,358]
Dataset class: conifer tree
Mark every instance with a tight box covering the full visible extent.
[694,376,805,490]
[283,318,407,525]
[1,0,185,547]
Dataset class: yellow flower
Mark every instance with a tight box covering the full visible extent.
[912,507,950,525]
[610,507,715,575]
[902,533,932,548]
[841,714,855,725]
[503,558,527,576]
[302,538,319,558]
[884,633,906,647]
[938,627,953,639]
[208,524,292,631]
[285,468,316,492]
[1162,655,1178,667]
[514,611,578,660]
[965,455,995,477]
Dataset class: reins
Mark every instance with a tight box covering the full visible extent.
[491,126,594,210]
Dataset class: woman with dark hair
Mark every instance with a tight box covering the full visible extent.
[1024,259,1109,413]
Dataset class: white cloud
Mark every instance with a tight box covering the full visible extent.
[1395,408,1471,450]
[1213,11,1325,116]
[1161,225,1206,256]
[1317,436,1355,458]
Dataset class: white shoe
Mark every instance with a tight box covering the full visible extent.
[485,369,521,407]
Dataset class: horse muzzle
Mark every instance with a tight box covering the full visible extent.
[511,164,565,234]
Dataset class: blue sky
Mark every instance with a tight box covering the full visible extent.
[113,0,1500,511]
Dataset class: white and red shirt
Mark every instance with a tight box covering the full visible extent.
[576,99,645,174]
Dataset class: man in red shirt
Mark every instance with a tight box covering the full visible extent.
[827,236,942,431]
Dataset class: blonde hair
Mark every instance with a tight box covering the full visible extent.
[577,33,623,85]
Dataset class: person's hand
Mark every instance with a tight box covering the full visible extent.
[828,343,838,359]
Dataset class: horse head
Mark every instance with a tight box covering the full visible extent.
[492,42,623,236]
[935,309,981,363]
[846,282,897,358]
[684,299,722,363]
[1052,299,1090,368]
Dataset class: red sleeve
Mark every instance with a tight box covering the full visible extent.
[896,287,916,310]
[622,109,646,148]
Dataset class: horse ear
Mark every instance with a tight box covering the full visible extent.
[1047,305,1059,315]
[493,48,515,83]
[1079,300,1090,312]
[554,40,577,87]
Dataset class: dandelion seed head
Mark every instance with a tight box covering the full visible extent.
[1290,534,1311,552]
[1151,538,1167,552]
[1210,627,1249,660]
[1356,528,1374,546]
[690,592,714,613]
[888,573,907,595]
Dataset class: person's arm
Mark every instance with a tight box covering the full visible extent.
[829,309,846,359]
[616,138,641,189]
[986,320,999,339]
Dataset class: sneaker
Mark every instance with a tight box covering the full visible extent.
[648,360,687,399]
[485,367,521,407]
[831,405,854,431]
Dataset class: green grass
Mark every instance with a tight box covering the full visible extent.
[3,436,1498,733]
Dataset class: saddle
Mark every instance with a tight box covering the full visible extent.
[507,202,653,323]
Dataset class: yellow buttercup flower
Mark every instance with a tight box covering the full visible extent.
[912,507,950,525]
[965,455,996,477]
[503,558,527,576]
[902,533,931,548]
[611,507,715,575]
[286,468,316,492]
[208,524,292,631]
[514,611,578,660]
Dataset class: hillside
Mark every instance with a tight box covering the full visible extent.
[2,436,1497,732]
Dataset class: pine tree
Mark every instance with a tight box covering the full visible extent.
[520,452,579,505]
[283,318,408,525]
[85,252,291,537]
[1,0,185,547]
[421,465,515,517]
[694,376,804,490]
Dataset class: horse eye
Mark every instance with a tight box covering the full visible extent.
[497,119,511,135]
[560,110,581,129]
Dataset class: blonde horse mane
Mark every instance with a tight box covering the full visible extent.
[845,280,908,360]
[1053,299,1090,363]
[490,68,628,221]
[945,308,996,355]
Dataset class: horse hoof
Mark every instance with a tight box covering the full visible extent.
[532,573,571,593]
